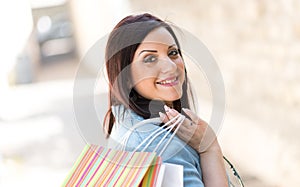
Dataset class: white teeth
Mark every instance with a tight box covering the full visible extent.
[158,78,177,85]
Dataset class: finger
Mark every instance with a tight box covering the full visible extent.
[159,112,168,123]
[166,108,178,118]
[182,108,199,122]
[180,118,196,129]
[164,105,178,119]
[182,108,204,125]
[175,129,190,142]
[177,126,196,141]
[175,117,196,134]
[175,122,202,150]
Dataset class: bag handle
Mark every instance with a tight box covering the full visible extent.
[117,114,185,156]
[136,114,185,155]
[154,115,185,156]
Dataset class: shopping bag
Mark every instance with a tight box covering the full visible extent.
[157,163,183,187]
[140,162,183,187]
[118,114,186,187]
[62,144,162,187]
[63,114,186,186]
[139,156,162,187]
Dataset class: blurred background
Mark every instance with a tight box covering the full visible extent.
[0,0,299,186]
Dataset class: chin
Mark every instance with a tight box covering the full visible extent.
[163,94,182,102]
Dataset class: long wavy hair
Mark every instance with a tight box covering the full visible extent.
[103,13,195,137]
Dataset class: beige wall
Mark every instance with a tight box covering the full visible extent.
[69,0,130,60]
[127,1,300,186]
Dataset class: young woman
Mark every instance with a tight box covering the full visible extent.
[104,13,228,186]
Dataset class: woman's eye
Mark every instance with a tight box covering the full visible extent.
[168,49,179,57]
[143,55,157,63]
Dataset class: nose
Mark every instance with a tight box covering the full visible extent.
[160,57,177,73]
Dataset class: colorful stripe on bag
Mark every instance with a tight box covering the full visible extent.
[62,144,159,187]
[140,156,162,187]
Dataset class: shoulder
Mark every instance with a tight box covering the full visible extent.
[109,104,162,149]
[111,105,145,127]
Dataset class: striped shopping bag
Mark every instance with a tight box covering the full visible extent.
[62,144,162,187]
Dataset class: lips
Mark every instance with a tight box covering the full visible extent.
[156,77,178,86]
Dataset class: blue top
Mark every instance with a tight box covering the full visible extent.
[108,105,204,187]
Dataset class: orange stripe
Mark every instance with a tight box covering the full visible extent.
[65,145,158,187]
[111,151,136,186]
[142,157,158,186]
[94,149,123,186]
[96,149,123,185]
[65,144,94,185]
[71,145,98,185]
[85,148,112,186]
[125,152,151,187]
[102,150,129,185]
[76,146,104,186]
[151,157,162,186]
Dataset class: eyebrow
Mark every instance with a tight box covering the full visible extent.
[138,50,157,56]
[168,44,177,49]
[138,44,177,56]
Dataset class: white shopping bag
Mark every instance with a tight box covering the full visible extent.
[156,163,183,187]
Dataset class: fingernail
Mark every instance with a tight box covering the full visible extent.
[182,108,188,112]
[182,108,190,115]
[159,112,165,120]
[164,105,170,112]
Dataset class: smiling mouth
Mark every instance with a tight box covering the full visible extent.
[156,77,178,85]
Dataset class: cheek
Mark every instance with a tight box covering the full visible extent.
[134,79,156,98]
[174,56,184,68]
[131,63,160,87]
[131,64,143,86]
[178,63,185,73]
[132,71,156,88]
[135,78,154,87]
[176,59,185,78]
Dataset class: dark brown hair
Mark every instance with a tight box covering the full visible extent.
[103,13,194,137]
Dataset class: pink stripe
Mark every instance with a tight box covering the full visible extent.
[102,151,129,185]
[85,148,112,186]
[68,145,94,185]
[94,149,124,185]
[76,146,104,185]
[112,152,136,186]
[127,153,151,186]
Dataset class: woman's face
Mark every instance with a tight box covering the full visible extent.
[131,27,185,103]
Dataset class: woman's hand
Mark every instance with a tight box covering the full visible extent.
[159,105,217,154]
[160,106,228,186]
